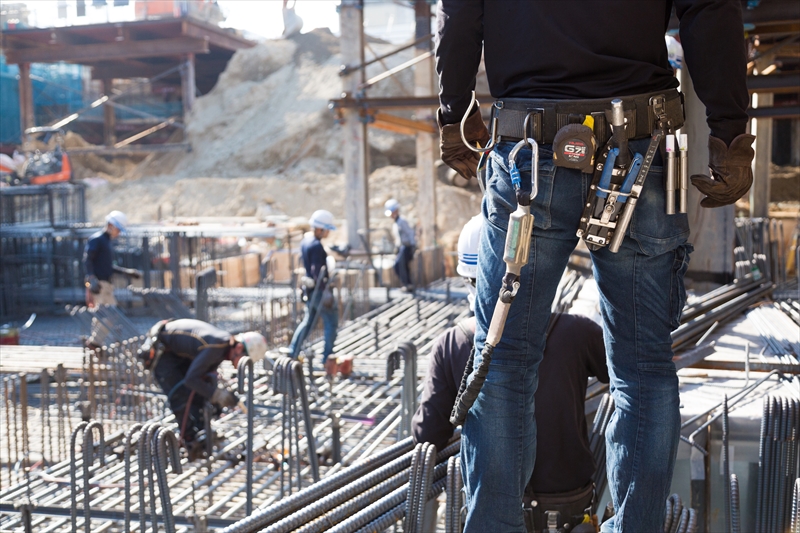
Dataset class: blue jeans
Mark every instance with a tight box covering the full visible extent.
[394,244,415,286]
[464,139,692,532]
[289,296,339,361]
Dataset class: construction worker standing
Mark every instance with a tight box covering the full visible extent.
[83,210,140,348]
[287,210,339,376]
[140,318,266,457]
[412,216,608,532]
[435,1,754,531]
[384,199,416,291]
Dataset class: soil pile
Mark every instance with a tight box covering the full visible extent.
[83,29,483,236]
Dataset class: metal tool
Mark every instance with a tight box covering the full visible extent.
[666,134,677,215]
[678,133,688,213]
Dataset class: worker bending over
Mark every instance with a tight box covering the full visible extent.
[436,1,754,530]
[384,199,416,292]
[287,209,339,376]
[412,216,608,532]
[140,318,266,458]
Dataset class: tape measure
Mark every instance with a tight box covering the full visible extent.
[553,116,597,172]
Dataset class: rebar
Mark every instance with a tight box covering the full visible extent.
[237,356,256,515]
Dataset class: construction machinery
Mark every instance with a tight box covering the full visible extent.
[0,127,72,187]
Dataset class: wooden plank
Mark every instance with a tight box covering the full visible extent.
[18,63,34,134]
[5,36,209,64]
[182,20,255,51]
[371,112,437,135]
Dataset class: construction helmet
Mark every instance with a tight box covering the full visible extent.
[105,210,128,232]
[235,331,268,363]
[457,215,483,279]
[384,198,400,217]
[309,210,336,231]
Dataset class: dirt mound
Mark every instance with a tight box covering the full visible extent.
[82,29,481,238]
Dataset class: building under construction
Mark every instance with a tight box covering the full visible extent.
[1,1,800,532]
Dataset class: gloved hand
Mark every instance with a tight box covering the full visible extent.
[124,268,143,279]
[85,275,100,294]
[438,108,490,181]
[210,388,238,409]
[690,134,756,208]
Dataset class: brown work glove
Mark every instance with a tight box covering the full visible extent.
[690,134,756,208]
[438,108,490,181]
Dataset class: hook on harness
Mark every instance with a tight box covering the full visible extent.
[451,135,539,427]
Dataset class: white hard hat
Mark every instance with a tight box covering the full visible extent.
[235,331,268,363]
[105,210,128,232]
[309,210,336,231]
[457,215,483,278]
[384,199,400,217]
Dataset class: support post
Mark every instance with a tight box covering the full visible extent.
[18,63,35,137]
[415,0,437,249]
[751,92,773,218]
[340,0,370,252]
[180,54,196,117]
[681,66,735,286]
[102,79,116,146]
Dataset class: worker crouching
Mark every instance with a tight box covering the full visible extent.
[140,318,267,459]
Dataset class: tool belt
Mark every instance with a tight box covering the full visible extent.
[523,482,596,533]
[492,89,683,146]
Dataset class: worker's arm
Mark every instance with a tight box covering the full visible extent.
[83,238,99,278]
[183,345,228,400]
[673,0,749,145]
[411,327,471,450]
[435,0,484,125]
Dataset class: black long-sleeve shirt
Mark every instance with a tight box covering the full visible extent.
[158,319,233,399]
[412,314,608,494]
[435,0,749,145]
[84,231,115,281]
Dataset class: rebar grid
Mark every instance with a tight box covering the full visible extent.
[0,292,469,531]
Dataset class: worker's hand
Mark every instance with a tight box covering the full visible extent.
[124,268,143,279]
[210,388,238,409]
[86,275,101,294]
[438,108,490,181]
[690,134,756,208]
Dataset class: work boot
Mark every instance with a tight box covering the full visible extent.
[324,358,337,378]
[185,439,206,462]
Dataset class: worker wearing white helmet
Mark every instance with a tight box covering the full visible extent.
[141,318,267,459]
[83,210,141,349]
[457,214,482,309]
[286,209,340,376]
[384,199,417,291]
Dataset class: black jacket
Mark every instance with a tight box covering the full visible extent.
[435,0,749,145]
[412,314,608,494]
[158,319,233,400]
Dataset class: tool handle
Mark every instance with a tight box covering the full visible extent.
[609,196,636,252]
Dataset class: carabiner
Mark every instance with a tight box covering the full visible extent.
[508,137,539,202]
[460,91,498,154]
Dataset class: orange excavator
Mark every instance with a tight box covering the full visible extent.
[0,127,73,186]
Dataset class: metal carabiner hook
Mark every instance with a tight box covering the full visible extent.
[508,137,539,202]
[460,91,498,153]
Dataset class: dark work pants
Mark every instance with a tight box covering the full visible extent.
[153,353,205,443]
[394,245,415,286]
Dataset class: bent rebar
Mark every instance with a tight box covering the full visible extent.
[123,423,143,533]
[238,356,256,515]
[152,426,183,533]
